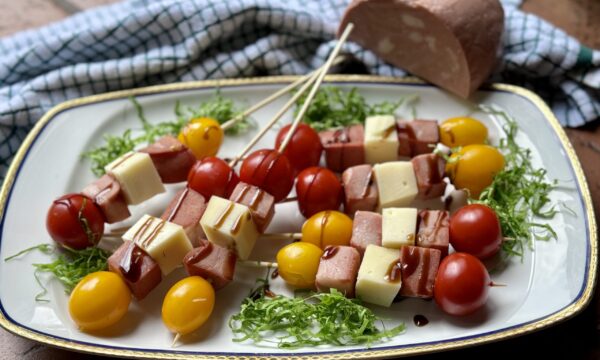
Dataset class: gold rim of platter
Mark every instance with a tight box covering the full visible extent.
[0,75,596,359]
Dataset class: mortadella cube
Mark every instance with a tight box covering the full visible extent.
[183,239,237,290]
[161,188,206,247]
[373,161,418,209]
[108,241,161,300]
[364,115,399,164]
[355,245,402,307]
[381,207,418,248]
[315,246,361,297]
[319,125,365,172]
[350,211,382,256]
[229,182,275,233]
[105,152,165,205]
[81,174,130,223]
[399,246,441,298]
[342,164,378,215]
[396,119,439,157]
[417,209,449,257]
[123,214,192,275]
[139,135,196,184]
[411,153,446,199]
[200,196,259,260]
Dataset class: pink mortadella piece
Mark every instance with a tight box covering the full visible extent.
[416,209,450,257]
[411,153,446,199]
[319,124,365,173]
[139,135,196,184]
[315,245,361,298]
[160,187,207,247]
[396,119,439,158]
[399,245,441,298]
[107,241,162,300]
[342,164,378,215]
[183,239,237,290]
[228,181,275,233]
[81,174,130,224]
[349,211,382,256]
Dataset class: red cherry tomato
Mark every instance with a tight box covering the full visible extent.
[296,167,342,218]
[239,149,294,202]
[450,204,502,260]
[434,253,490,316]
[275,124,323,174]
[46,194,105,250]
[187,157,239,199]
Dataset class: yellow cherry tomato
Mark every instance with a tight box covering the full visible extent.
[446,144,505,198]
[162,276,215,336]
[178,117,223,159]
[68,271,131,331]
[301,210,353,248]
[439,117,488,147]
[276,242,323,289]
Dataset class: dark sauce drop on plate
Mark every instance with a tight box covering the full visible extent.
[271,268,279,279]
[413,314,429,327]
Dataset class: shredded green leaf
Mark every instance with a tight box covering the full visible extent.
[82,92,252,176]
[5,244,110,301]
[229,271,404,348]
[295,86,418,131]
[473,105,558,258]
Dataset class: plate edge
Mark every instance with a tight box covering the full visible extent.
[0,75,596,359]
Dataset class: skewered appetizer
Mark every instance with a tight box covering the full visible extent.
[31,23,541,347]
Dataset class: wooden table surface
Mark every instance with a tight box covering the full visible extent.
[1,0,599,359]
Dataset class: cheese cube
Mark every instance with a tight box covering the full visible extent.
[123,214,192,275]
[382,208,418,248]
[373,161,418,209]
[105,152,165,205]
[364,115,399,164]
[200,196,259,260]
[355,245,402,307]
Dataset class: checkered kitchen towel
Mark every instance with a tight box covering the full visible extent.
[0,0,599,176]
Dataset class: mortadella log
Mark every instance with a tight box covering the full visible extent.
[339,0,504,98]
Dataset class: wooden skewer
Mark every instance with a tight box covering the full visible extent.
[277,23,354,154]
[237,259,278,268]
[228,68,323,168]
[261,232,302,241]
[171,333,182,347]
[220,71,318,131]
[220,56,344,131]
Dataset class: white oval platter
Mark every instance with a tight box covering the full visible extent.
[0,75,596,359]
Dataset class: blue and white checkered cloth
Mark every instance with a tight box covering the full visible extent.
[1,0,599,176]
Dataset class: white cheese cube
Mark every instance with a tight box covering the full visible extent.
[364,115,399,164]
[355,245,402,307]
[105,152,165,205]
[373,161,418,209]
[200,196,259,260]
[123,214,192,275]
[382,208,418,248]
